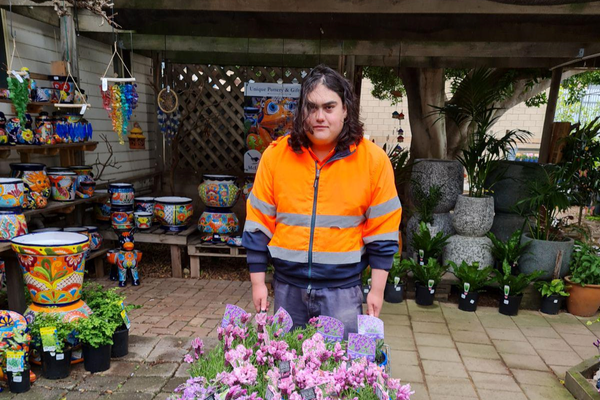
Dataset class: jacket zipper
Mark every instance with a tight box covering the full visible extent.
[307,161,320,294]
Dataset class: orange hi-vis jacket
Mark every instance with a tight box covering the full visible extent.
[242,136,402,290]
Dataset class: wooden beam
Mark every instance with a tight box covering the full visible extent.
[113,0,600,15]
[539,67,563,163]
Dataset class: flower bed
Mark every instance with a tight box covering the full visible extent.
[171,305,413,400]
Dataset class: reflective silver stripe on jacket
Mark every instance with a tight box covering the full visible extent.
[249,192,276,217]
[268,245,365,264]
[363,231,399,244]
[365,196,401,219]
[243,220,273,239]
[276,213,365,228]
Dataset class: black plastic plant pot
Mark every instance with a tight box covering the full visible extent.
[41,347,72,379]
[111,326,129,358]
[82,343,111,373]
[415,283,436,306]
[458,292,479,312]
[362,285,370,304]
[384,282,405,303]
[7,370,31,393]
[499,294,523,316]
[540,295,563,315]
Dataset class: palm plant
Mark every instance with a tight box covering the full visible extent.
[388,253,411,284]
[411,181,443,225]
[486,230,531,269]
[494,260,543,296]
[405,257,448,287]
[411,222,451,262]
[449,261,494,292]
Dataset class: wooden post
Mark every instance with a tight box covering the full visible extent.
[539,67,563,164]
[170,245,183,278]
[5,256,26,314]
[94,257,105,278]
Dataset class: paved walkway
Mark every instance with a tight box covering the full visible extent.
[3,277,597,400]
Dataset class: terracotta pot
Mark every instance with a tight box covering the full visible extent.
[565,276,600,317]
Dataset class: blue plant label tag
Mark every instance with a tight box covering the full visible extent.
[121,310,131,329]
[300,387,316,400]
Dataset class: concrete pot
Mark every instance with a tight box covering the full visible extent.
[443,234,494,270]
[485,160,545,214]
[410,159,464,214]
[452,195,495,237]
[518,233,574,280]
[406,212,455,258]
[490,212,529,243]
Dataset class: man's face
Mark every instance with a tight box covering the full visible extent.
[305,83,347,149]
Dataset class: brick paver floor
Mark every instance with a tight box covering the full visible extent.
[3,277,596,399]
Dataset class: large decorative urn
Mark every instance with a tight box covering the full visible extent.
[198,175,240,208]
[10,232,92,323]
[9,163,50,210]
[154,197,194,232]
[198,175,240,242]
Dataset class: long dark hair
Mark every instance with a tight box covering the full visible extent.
[288,64,363,153]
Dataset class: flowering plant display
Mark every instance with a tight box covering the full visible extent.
[171,306,413,400]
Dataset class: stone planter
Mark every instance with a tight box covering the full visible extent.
[443,235,494,270]
[406,212,454,258]
[410,159,464,214]
[518,233,574,280]
[452,195,495,237]
[565,357,600,400]
[484,160,545,214]
[490,212,529,243]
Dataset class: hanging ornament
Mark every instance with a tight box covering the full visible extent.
[157,107,181,143]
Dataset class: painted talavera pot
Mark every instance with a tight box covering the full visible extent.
[198,208,240,234]
[154,197,194,232]
[198,175,240,208]
[0,310,29,377]
[10,232,92,323]
[10,163,51,210]
[93,190,111,221]
[0,207,28,242]
[452,195,495,237]
[77,181,95,199]
[6,118,21,145]
[134,197,155,215]
[0,178,25,208]
[134,212,152,230]
[241,177,254,202]
[48,171,77,202]
[111,205,135,230]
[84,226,103,251]
[109,183,134,206]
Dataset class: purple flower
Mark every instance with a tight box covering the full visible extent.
[297,334,303,341]
[183,354,194,364]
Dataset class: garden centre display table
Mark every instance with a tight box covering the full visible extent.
[187,236,247,278]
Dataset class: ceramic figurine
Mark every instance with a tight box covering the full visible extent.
[107,240,142,287]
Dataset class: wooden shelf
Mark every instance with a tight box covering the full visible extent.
[23,192,108,217]
[0,141,98,164]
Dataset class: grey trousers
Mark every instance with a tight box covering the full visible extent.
[273,279,363,339]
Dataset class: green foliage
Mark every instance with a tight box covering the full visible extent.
[486,230,530,267]
[494,260,543,296]
[535,279,569,297]
[411,222,451,261]
[81,282,140,329]
[449,261,494,292]
[411,181,442,225]
[387,146,413,190]
[560,71,600,106]
[569,241,600,286]
[387,253,411,284]
[29,311,75,353]
[7,76,29,123]
[362,67,405,105]
[406,257,448,286]
[75,314,118,348]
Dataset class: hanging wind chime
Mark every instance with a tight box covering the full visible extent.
[100,43,138,145]
[156,58,180,143]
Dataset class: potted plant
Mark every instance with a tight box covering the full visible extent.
[29,312,75,379]
[565,241,600,317]
[361,267,371,304]
[384,253,411,303]
[407,257,449,306]
[411,221,451,265]
[75,314,118,373]
[535,279,569,315]
[487,230,531,275]
[1,327,32,393]
[494,260,543,316]
[449,261,494,312]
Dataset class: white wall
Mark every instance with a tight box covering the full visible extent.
[0,12,158,189]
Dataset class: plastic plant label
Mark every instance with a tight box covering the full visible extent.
[101,78,108,91]
[470,299,475,304]
[368,278,372,286]
[121,310,131,329]
[374,383,388,400]
[13,374,22,382]
[504,285,510,298]
[554,299,559,304]
[396,286,402,292]
[428,279,434,289]
[221,304,247,328]
[503,299,510,305]
[265,386,275,400]
[461,294,466,299]
[419,249,425,265]
[363,287,370,294]
[272,307,293,334]
[40,326,57,352]
[278,360,291,378]
[463,282,471,294]
[300,387,316,400]
[394,276,400,286]
[6,350,24,372]
[357,315,385,340]
[205,394,215,400]
[317,316,345,342]
[347,333,376,362]
[56,353,65,360]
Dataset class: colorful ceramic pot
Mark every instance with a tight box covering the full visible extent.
[69,165,94,193]
[0,310,28,371]
[10,163,51,210]
[35,112,53,145]
[198,175,240,208]
[134,197,155,214]
[134,212,152,230]
[11,232,92,322]
[84,226,103,251]
[241,177,254,202]
[17,128,35,145]
[93,190,111,222]
[77,181,95,199]
[109,183,134,206]
[198,208,239,234]
[0,129,7,145]
[0,178,25,208]
[6,118,21,145]
[31,228,62,233]
[0,207,28,242]
[111,205,134,230]
[154,197,194,232]
[48,171,77,202]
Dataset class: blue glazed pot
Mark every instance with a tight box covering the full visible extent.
[109,183,134,207]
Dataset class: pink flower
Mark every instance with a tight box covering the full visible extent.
[255,312,268,327]
[183,354,194,364]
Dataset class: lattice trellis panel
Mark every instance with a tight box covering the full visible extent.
[168,64,310,175]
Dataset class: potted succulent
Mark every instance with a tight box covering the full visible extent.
[1,327,32,393]
[565,241,600,317]
[407,257,449,306]
[535,279,570,315]
[75,314,119,373]
[384,253,411,303]
[29,312,75,380]
[449,261,494,312]
[411,222,451,265]
[361,267,371,304]
[487,230,531,275]
[494,260,543,316]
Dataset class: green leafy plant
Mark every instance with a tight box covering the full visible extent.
[7,76,30,122]
[569,241,600,286]
[487,230,530,268]
[449,261,494,292]
[29,311,75,353]
[81,283,140,330]
[387,253,411,284]
[75,314,119,348]
[535,279,570,297]
[406,257,449,287]
[411,222,451,262]
[411,181,443,225]
[494,260,543,296]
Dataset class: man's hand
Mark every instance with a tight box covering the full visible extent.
[250,272,269,312]
[367,268,389,317]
